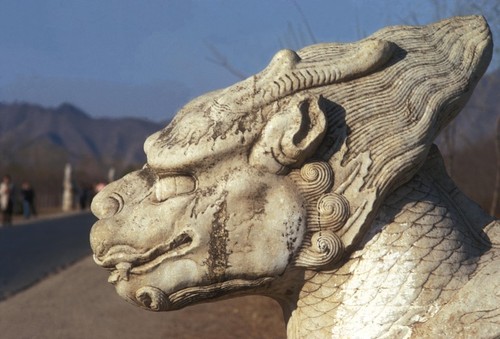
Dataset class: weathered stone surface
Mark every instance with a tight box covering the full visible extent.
[90,16,499,338]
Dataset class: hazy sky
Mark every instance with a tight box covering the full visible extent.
[0,0,497,121]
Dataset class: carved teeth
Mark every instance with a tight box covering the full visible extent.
[108,270,120,284]
[113,262,132,282]
[107,263,132,285]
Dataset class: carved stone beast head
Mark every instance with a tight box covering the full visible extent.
[90,16,492,315]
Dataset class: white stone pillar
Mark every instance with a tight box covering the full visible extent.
[62,163,73,212]
[108,167,115,183]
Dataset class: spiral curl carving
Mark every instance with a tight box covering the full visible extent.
[290,160,349,267]
[136,286,170,311]
[295,230,344,268]
[317,193,350,231]
[290,161,333,199]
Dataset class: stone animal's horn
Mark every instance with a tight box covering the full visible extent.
[257,39,395,103]
[212,39,395,113]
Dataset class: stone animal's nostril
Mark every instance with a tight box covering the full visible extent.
[91,192,124,219]
[94,243,106,257]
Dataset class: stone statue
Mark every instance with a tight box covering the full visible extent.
[90,16,499,338]
[62,163,73,212]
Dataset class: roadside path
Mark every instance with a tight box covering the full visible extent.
[0,212,95,299]
[0,213,286,338]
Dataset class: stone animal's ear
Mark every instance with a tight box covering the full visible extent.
[249,95,327,174]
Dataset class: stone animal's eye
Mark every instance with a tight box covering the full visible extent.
[153,175,196,202]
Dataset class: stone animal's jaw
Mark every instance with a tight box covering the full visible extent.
[131,277,275,312]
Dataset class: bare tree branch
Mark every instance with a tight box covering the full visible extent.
[206,1,320,80]
[292,0,317,44]
[204,43,247,80]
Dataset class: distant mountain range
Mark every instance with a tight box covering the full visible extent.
[0,102,164,207]
[0,69,498,212]
[0,102,164,172]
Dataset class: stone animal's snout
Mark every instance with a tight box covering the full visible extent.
[89,185,126,260]
[88,167,210,311]
[90,174,129,256]
[90,167,191,268]
[91,187,124,220]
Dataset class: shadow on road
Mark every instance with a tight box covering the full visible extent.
[0,212,96,300]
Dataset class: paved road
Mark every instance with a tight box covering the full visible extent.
[0,212,96,299]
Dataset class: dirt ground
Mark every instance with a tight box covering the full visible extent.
[0,256,287,339]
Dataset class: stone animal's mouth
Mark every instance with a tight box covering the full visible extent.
[93,232,193,278]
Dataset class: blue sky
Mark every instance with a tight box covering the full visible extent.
[0,0,497,121]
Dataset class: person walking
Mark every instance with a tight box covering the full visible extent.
[0,175,14,226]
[21,180,36,219]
